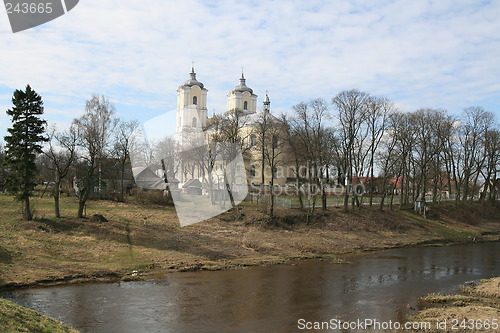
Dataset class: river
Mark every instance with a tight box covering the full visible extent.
[1,242,499,332]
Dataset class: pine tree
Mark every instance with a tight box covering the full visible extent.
[4,85,48,220]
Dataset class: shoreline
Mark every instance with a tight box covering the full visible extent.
[1,237,498,291]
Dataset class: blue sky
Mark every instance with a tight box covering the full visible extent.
[1,0,499,140]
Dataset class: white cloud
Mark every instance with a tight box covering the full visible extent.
[0,0,498,132]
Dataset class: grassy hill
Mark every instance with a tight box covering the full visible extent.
[0,298,78,333]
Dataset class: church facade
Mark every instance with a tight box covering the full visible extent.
[174,67,293,190]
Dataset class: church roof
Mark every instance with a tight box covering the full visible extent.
[231,73,255,95]
[242,110,279,126]
[180,67,205,89]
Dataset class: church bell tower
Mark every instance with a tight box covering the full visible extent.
[175,67,208,146]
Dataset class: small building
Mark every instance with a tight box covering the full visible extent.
[182,179,203,195]
[132,167,166,190]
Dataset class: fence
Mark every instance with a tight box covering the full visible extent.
[248,192,459,210]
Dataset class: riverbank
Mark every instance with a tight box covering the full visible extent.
[0,194,499,289]
[410,277,500,332]
[0,298,78,332]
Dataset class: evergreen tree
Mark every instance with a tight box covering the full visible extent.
[4,85,47,220]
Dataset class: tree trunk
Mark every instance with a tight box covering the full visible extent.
[295,161,304,210]
[223,173,235,209]
[78,196,86,218]
[379,177,388,211]
[389,184,396,211]
[321,183,327,210]
[54,194,60,218]
[369,150,375,209]
[23,197,32,220]
[269,177,275,219]
[54,178,62,217]
[343,176,349,212]
[120,162,125,202]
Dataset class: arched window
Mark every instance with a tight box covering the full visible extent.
[243,101,248,110]
[249,165,256,178]
[192,117,197,127]
[272,166,278,179]
[193,96,198,105]
[250,134,257,147]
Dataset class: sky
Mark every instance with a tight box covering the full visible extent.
[1,0,499,140]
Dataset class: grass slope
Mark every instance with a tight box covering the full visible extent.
[0,194,498,289]
[410,277,500,333]
[0,298,78,333]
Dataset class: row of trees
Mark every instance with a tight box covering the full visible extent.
[2,85,498,220]
[2,85,139,220]
[143,90,498,218]
[280,90,499,213]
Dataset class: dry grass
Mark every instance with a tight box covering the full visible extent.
[410,277,500,332]
[0,298,78,333]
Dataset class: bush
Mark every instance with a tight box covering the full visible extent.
[130,188,173,206]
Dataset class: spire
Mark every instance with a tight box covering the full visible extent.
[239,71,246,86]
[190,66,196,80]
[263,91,271,113]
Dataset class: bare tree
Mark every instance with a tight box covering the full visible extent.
[376,111,401,210]
[456,107,494,201]
[113,120,139,201]
[365,96,391,208]
[73,95,117,218]
[332,89,370,212]
[254,111,273,187]
[280,114,306,210]
[214,111,249,208]
[43,125,78,217]
[410,109,444,203]
[309,98,332,211]
[262,118,285,218]
[481,129,499,202]
[153,136,180,180]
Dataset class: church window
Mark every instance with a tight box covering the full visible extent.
[192,117,197,127]
[193,96,198,105]
[249,165,256,178]
[243,101,248,110]
[250,134,257,147]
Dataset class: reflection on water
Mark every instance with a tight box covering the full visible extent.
[1,242,499,332]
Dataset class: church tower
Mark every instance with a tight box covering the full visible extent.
[227,72,258,114]
[176,67,208,146]
[263,91,271,113]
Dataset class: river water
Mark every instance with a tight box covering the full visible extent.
[1,242,499,332]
